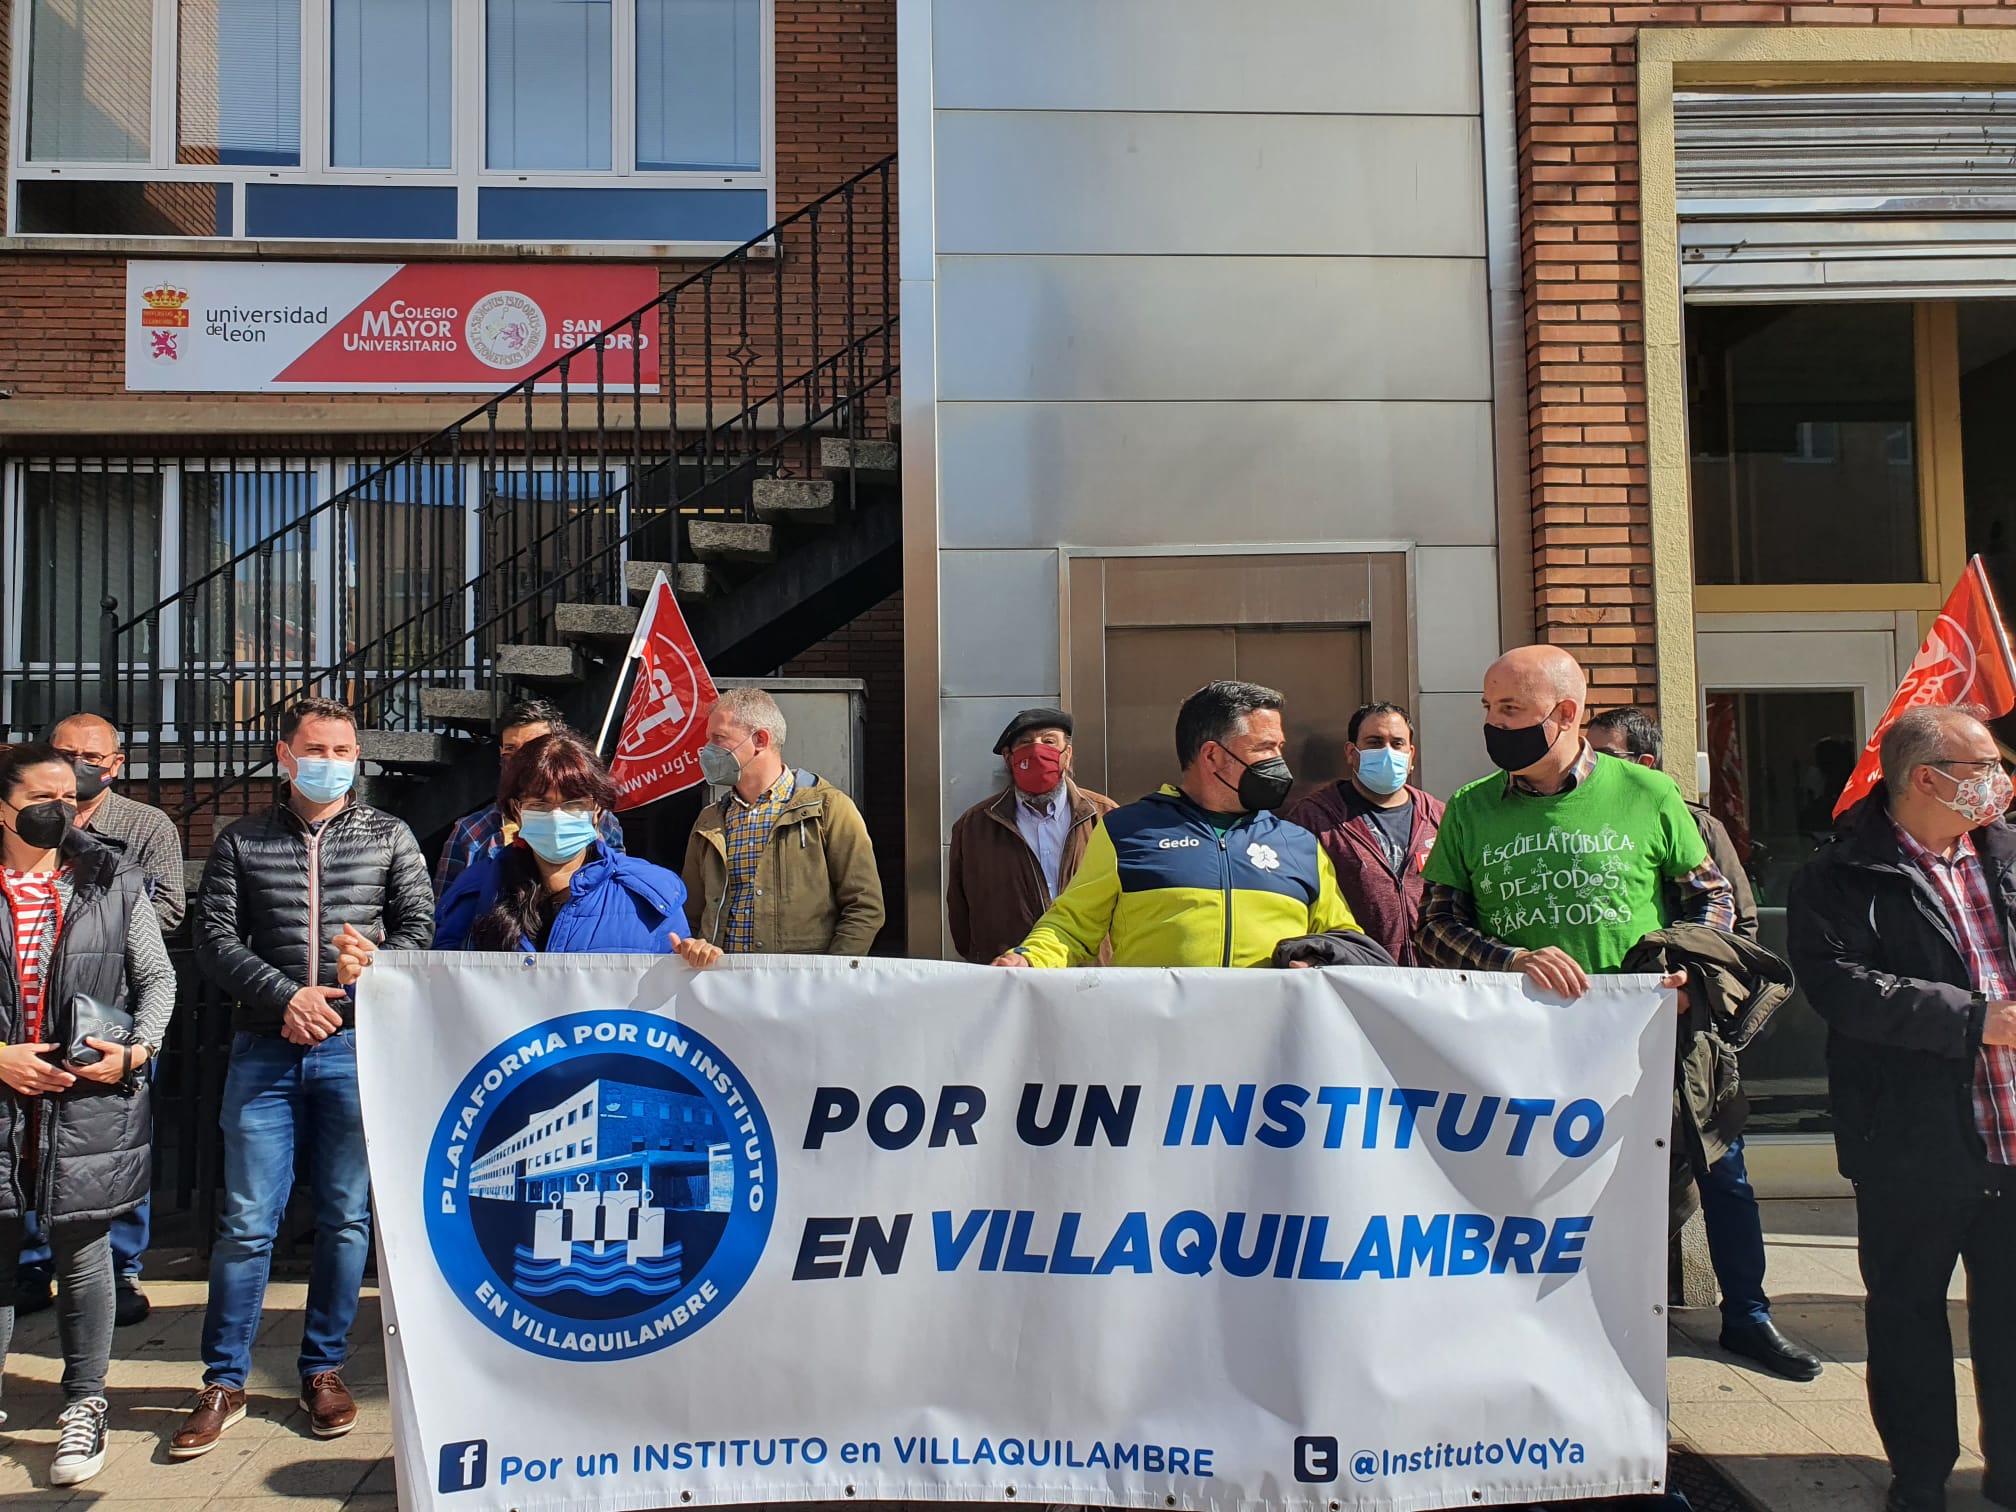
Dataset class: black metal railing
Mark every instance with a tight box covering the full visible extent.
[2,155,896,841]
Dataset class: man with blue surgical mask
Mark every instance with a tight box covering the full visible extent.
[175,697,433,1461]
[1285,701,1443,965]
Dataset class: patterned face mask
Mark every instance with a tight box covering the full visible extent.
[1932,763,2016,826]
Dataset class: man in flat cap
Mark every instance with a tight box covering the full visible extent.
[945,708,1116,963]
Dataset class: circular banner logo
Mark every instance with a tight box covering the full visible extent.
[424,1009,775,1362]
[465,290,548,369]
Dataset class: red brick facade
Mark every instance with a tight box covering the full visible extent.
[1512,0,2016,712]
[0,0,895,413]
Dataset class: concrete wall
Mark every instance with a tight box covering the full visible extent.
[902,0,1522,953]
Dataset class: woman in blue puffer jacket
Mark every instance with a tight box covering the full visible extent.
[335,731,719,977]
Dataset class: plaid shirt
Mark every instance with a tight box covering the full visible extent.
[1892,822,2016,1165]
[1416,740,1737,970]
[434,803,626,894]
[719,769,797,953]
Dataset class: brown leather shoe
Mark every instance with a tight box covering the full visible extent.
[169,1384,247,1459]
[301,1371,357,1438]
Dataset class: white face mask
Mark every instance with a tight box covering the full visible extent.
[1931,763,2015,826]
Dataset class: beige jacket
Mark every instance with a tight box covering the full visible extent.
[681,770,886,955]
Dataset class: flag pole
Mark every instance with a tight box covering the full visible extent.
[594,570,671,758]
[1971,554,2016,680]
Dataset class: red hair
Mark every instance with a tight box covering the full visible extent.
[500,731,617,815]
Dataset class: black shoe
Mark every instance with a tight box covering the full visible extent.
[11,1274,52,1316]
[1719,1318,1823,1381]
[1981,1477,2016,1511]
[1884,1479,1945,1512]
[114,1278,150,1327]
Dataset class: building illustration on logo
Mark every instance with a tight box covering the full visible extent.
[465,1077,729,1300]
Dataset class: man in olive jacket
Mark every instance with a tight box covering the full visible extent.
[1788,705,2016,1512]
[682,688,885,954]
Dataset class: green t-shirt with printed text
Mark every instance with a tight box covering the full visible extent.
[1422,754,1708,973]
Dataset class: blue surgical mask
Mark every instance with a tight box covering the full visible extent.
[287,756,355,805]
[1355,746,1412,796]
[517,809,598,864]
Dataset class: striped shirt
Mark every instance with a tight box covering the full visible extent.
[1892,823,2016,1165]
[1,867,63,1044]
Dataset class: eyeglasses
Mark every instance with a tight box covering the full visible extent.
[518,799,596,816]
[1932,757,2002,772]
[52,748,118,766]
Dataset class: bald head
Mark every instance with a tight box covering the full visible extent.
[1486,645,1588,709]
[51,714,120,754]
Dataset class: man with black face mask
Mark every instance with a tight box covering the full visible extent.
[13,713,186,1328]
[995,680,1376,969]
[1416,645,1734,991]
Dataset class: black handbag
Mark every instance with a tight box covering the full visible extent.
[51,992,139,1073]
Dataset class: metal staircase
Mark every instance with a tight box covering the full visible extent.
[84,156,898,853]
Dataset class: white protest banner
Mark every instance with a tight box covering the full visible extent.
[357,957,1673,1512]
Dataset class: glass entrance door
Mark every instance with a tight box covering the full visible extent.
[1695,616,1914,1135]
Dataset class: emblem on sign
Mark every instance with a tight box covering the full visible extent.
[424,1009,775,1361]
[465,289,548,369]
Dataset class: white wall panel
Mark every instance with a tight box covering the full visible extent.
[937,257,1490,403]
[934,112,1485,258]
[938,402,1496,549]
[932,0,1480,117]
[1416,546,1504,693]
[1415,690,1493,801]
[938,549,1061,697]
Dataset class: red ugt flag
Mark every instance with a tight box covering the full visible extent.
[1834,555,2016,818]
[605,572,719,811]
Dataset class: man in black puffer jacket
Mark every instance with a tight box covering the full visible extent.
[173,697,432,1462]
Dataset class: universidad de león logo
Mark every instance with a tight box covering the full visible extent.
[425,1010,775,1362]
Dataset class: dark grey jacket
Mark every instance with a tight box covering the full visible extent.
[195,797,434,1035]
[0,838,156,1225]
[1787,786,2012,1190]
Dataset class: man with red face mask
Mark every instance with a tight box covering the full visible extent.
[1790,704,2016,1512]
[945,709,1116,964]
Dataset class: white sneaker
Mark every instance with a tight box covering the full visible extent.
[50,1397,108,1486]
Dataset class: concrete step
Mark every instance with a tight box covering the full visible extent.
[417,687,499,728]
[359,730,455,767]
[556,602,640,644]
[626,559,722,603]
[496,643,588,683]
[820,436,900,481]
[687,521,777,564]
[752,477,836,526]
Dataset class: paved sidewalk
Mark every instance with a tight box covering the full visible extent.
[0,1202,1994,1509]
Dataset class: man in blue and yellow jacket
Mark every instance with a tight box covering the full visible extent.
[994,681,1378,970]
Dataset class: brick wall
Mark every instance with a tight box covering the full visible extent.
[776,590,906,953]
[0,0,895,414]
[1512,0,2016,712]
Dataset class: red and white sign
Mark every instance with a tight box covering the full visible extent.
[125,261,659,392]
[1835,555,2016,817]
[604,572,718,811]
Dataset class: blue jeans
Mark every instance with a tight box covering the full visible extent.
[1699,1135,1772,1330]
[199,1030,371,1388]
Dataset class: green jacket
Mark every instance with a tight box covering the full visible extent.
[681,770,886,955]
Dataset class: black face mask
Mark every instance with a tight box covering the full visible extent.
[1220,747,1295,813]
[1484,703,1564,774]
[8,800,75,850]
[71,760,113,803]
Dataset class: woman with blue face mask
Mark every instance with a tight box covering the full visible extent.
[355,732,719,966]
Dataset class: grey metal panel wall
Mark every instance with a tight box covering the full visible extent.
[931,0,1483,116]
[911,0,1515,955]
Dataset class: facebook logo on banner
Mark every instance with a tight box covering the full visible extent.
[439,1440,488,1493]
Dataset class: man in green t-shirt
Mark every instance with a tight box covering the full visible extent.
[1416,645,1735,993]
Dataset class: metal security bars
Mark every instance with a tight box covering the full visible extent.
[1,155,896,842]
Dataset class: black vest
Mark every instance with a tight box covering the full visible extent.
[0,840,154,1225]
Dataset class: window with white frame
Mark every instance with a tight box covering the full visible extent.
[9,0,772,245]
